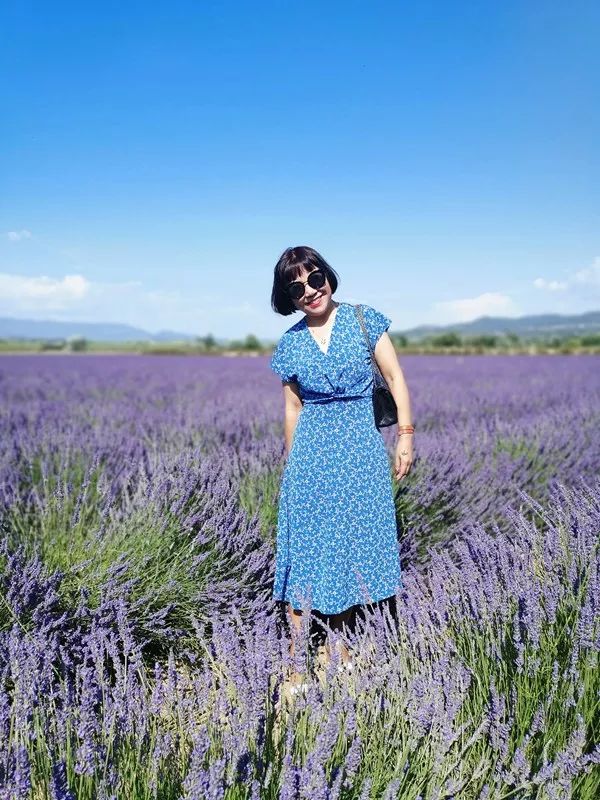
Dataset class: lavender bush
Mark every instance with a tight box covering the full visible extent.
[0,353,599,798]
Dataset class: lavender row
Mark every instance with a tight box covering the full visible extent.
[1,354,598,564]
[0,354,599,796]
[1,481,598,797]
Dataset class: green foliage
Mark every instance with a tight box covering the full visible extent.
[467,334,498,348]
[242,333,262,351]
[444,527,600,799]
[238,469,281,541]
[4,451,104,560]
[580,333,600,346]
[144,345,192,355]
[429,331,462,347]
[225,334,264,351]
[393,465,462,566]
[196,333,217,350]
[68,335,88,352]
[39,338,67,351]
[2,326,600,355]
[3,455,264,660]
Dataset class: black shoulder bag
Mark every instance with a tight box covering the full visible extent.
[354,304,398,429]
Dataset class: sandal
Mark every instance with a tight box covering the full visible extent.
[338,656,354,673]
[316,643,355,674]
[289,680,310,696]
[283,667,310,699]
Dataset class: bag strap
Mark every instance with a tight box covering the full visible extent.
[354,304,384,380]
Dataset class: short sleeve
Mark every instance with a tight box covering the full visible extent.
[362,305,392,349]
[270,337,294,382]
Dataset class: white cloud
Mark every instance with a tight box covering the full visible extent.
[6,230,32,242]
[533,278,568,291]
[431,292,519,323]
[0,272,90,310]
[0,270,216,335]
[573,256,600,287]
[0,271,146,314]
[533,256,600,293]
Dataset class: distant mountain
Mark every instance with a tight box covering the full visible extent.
[399,311,600,341]
[0,317,198,342]
[1,310,599,345]
[152,329,200,342]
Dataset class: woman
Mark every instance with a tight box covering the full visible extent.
[270,246,413,686]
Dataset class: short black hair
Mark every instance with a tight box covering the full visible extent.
[271,245,340,315]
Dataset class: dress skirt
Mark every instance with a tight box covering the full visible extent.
[273,394,402,615]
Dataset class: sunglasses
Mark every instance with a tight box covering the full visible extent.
[286,269,327,301]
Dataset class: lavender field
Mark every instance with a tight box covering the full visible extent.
[1,353,599,799]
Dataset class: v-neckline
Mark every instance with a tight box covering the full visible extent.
[304,301,343,357]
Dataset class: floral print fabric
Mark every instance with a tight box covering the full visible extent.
[270,301,403,614]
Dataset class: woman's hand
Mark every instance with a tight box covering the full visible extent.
[394,434,413,481]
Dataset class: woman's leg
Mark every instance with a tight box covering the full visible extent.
[287,603,354,668]
[287,602,303,659]
[324,607,354,665]
[284,603,308,692]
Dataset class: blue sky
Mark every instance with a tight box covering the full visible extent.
[1,0,599,339]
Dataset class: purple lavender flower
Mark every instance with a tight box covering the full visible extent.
[50,759,75,800]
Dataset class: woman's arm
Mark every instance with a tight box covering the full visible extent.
[373,332,414,480]
[373,333,412,425]
[281,381,303,456]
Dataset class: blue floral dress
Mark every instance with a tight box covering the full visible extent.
[270,300,403,615]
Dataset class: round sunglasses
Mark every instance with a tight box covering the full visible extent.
[286,269,327,301]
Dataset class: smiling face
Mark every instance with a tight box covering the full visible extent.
[288,266,335,320]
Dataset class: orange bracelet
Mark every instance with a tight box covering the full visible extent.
[397,424,415,436]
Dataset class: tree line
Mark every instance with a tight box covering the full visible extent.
[1,330,599,354]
